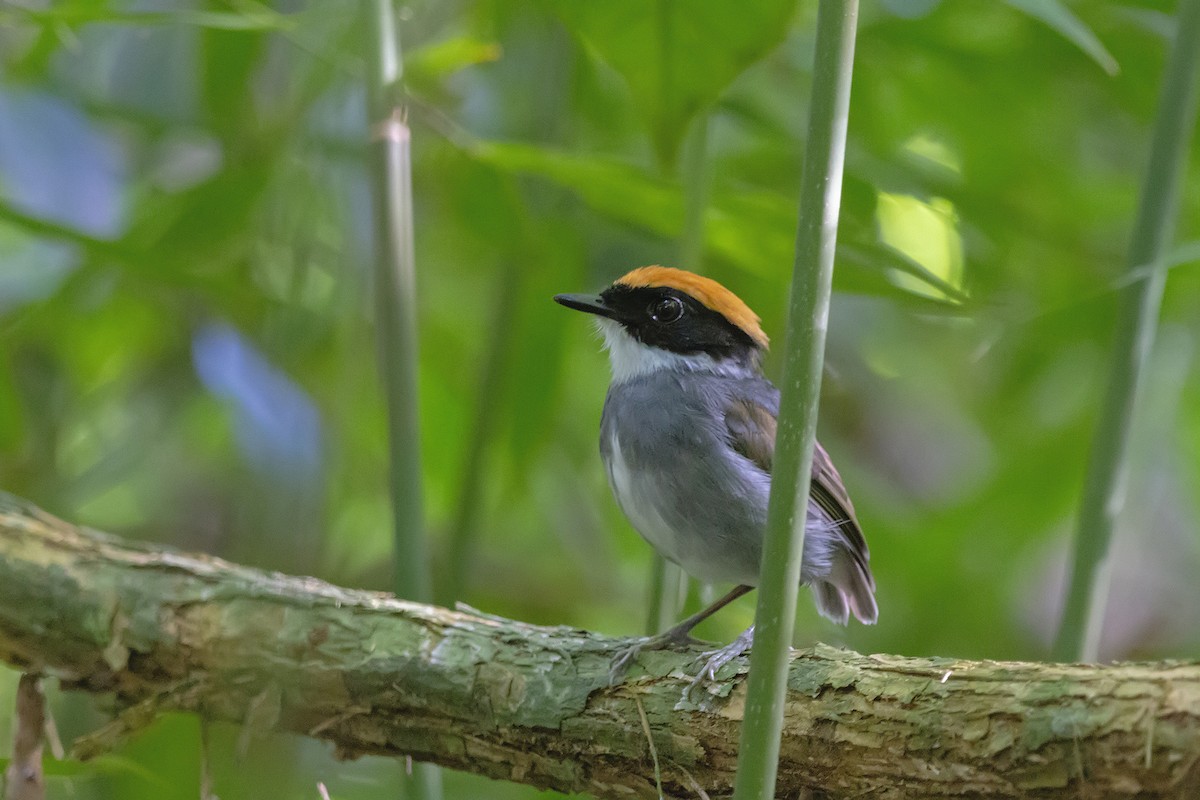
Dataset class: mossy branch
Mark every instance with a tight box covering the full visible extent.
[0,492,1197,799]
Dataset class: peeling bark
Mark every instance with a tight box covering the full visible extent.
[0,492,1197,799]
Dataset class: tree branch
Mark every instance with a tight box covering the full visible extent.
[0,491,1197,799]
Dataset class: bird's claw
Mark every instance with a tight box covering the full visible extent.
[681,625,755,702]
[608,642,643,684]
[608,629,700,684]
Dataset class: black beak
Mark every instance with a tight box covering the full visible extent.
[553,293,614,319]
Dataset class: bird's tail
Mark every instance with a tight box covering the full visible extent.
[811,535,878,626]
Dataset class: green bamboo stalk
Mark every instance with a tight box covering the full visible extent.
[363,1,441,796]
[365,0,431,609]
[1053,0,1200,663]
[645,555,689,634]
[645,115,713,635]
[732,2,859,798]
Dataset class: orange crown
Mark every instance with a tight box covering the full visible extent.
[615,266,769,348]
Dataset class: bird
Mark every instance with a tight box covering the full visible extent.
[554,266,877,685]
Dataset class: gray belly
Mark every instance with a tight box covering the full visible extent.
[598,371,844,588]
[604,429,768,585]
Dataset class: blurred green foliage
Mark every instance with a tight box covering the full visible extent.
[1,1,1198,798]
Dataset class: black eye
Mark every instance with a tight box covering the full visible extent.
[650,296,684,323]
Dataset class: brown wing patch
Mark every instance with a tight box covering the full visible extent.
[726,397,870,582]
[810,441,858,524]
[810,441,870,570]
[725,398,777,474]
[616,266,769,349]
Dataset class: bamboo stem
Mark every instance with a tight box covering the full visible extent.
[365,0,430,604]
[1053,0,1200,662]
[363,1,440,796]
[732,2,859,798]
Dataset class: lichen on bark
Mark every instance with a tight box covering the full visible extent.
[0,491,1198,799]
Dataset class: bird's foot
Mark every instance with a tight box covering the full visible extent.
[609,628,700,684]
[683,625,755,701]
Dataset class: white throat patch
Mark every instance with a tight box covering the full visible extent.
[595,318,751,383]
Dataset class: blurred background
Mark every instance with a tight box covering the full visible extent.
[1,0,1199,798]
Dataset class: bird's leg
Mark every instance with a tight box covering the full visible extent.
[685,624,755,700]
[609,584,753,683]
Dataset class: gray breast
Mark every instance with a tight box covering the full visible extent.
[599,371,772,586]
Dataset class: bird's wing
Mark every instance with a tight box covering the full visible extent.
[810,440,864,535]
[811,438,875,605]
[723,383,866,544]
[723,381,876,621]
[724,393,777,475]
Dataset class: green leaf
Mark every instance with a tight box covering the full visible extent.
[474,141,681,232]
[0,6,295,32]
[1166,239,1200,269]
[837,242,969,306]
[550,0,796,166]
[1004,0,1118,75]
[475,141,962,305]
[406,36,502,82]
